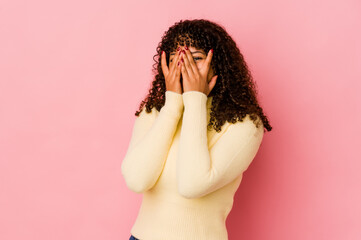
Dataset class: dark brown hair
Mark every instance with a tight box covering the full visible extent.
[135,19,272,133]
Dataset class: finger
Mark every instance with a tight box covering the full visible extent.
[161,51,169,76]
[203,49,213,73]
[182,49,198,77]
[168,50,183,83]
[175,57,182,79]
[208,75,218,93]
[181,50,196,81]
[180,59,189,82]
[170,49,181,74]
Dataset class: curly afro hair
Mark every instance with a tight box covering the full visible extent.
[135,18,272,133]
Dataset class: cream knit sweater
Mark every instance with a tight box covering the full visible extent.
[121,90,264,240]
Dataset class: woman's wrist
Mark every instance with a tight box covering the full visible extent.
[160,91,184,119]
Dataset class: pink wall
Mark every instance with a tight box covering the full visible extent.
[1,0,360,239]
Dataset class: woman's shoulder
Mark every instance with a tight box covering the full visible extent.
[228,114,264,139]
[137,106,160,119]
[207,114,263,148]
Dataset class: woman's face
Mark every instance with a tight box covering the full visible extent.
[169,45,215,83]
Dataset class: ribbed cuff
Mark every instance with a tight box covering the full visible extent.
[182,91,208,110]
[160,91,184,119]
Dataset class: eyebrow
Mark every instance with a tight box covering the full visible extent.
[170,50,205,56]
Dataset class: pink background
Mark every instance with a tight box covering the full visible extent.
[1,0,360,239]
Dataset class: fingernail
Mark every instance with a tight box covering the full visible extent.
[211,49,214,53]
[182,50,185,54]
[177,47,180,51]
[178,61,180,66]
[185,45,188,50]
[161,50,164,55]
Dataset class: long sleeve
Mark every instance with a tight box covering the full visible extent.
[121,91,184,193]
[177,91,264,199]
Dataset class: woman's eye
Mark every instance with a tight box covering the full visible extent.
[170,57,201,63]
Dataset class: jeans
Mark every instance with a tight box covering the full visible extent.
[129,235,140,240]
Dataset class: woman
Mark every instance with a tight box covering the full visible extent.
[122,19,272,240]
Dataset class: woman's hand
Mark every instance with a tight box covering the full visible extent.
[161,49,183,95]
[179,47,218,96]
